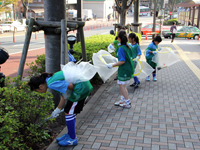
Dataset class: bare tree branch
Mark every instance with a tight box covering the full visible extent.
[126,0,134,10]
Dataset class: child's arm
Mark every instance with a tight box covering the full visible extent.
[113,61,125,67]
[57,83,74,109]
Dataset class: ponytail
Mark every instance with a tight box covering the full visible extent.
[28,72,53,91]
[128,33,139,45]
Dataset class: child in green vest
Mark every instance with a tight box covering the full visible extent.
[128,33,142,88]
[145,36,162,81]
[28,71,93,147]
[106,30,134,108]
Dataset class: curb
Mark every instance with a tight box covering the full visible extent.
[46,74,116,150]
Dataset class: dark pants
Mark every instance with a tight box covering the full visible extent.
[171,34,175,40]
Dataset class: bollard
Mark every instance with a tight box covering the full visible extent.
[146,33,148,40]
[91,25,92,30]
[96,24,98,29]
[94,25,95,29]
[35,32,37,40]
[188,33,190,40]
[100,24,101,28]
[13,30,15,43]
[84,26,86,31]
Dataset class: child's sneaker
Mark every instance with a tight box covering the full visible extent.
[153,76,157,81]
[146,76,150,81]
[119,103,131,109]
[114,100,124,106]
[58,137,78,146]
[56,133,70,142]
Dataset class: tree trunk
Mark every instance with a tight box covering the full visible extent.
[120,10,126,25]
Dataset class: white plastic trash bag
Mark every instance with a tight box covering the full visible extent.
[61,61,99,84]
[134,60,155,79]
[92,50,118,83]
[152,47,179,68]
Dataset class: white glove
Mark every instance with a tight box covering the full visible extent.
[106,63,113,69]
[50,108,62,118]
[153,51,158,55]
[109,44,115,50]
[135,56,140,60]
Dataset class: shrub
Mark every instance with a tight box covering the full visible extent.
[0,77,54,149]
[163,19,179,25]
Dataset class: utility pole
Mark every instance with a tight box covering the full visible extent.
[44,0,66,107]
[152,0,157,39]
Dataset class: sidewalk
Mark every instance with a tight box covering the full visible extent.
[47,39,200,150]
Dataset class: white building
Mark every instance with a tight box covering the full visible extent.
[83,0,115,18]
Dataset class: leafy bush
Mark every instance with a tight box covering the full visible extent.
[26,54,45,78]
[163,19,179,25]
[72,34,116,61]
[0,77,54,149]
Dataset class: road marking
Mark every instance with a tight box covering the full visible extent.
[9,47,45,55]
[13,42,44,47]
[101,32,108,35]
[173,43,200,80]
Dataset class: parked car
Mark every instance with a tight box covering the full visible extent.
[141,23,170,35]
[0,21,25,32]
[163,26,200,40]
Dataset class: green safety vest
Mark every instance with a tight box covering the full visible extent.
[113,40,119,58]
[118,45,135,81]
[47,71,93,102]
[145,46,158,68]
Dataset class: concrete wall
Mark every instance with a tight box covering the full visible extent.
[83,1,104,18]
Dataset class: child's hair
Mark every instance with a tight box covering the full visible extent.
[128,33,139,45]
[153,35,162,43]
[120,26,126,31]
[115,36,118,40]
[28,72,53,91]
[118,30,129,48]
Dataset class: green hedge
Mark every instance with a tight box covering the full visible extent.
[0,77,54,150]
[163,19,179,25]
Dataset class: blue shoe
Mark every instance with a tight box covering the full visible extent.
[153,76,157,81]
[56,133,70,142]
[146,76,150,81]
[58,137,78,146]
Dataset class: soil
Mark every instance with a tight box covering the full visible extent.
[41,84,101,150]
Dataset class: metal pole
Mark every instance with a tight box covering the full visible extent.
[17,18,34,80]
[61,19,68,65]
[44,0,66,107]
[134,0,139,33]
[152,0,157,39]
[78,26,87,61]
[76,0,82,43]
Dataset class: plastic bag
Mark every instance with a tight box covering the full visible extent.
[107,44,115,53]
[134,60,155,79]
[61,62,99,84]
[152,47,179,68]
[92,50,118,83]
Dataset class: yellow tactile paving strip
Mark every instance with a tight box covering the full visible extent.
[173,43,200,80]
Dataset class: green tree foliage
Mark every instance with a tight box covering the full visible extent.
[0,0,18,12]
